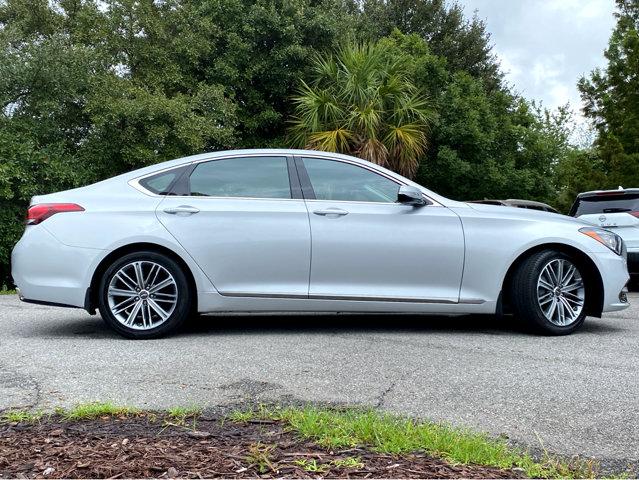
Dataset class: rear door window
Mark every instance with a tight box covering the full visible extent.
[189,156,291,199]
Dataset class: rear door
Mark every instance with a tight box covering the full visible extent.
[572,192,639,250]
[156,154,311,297]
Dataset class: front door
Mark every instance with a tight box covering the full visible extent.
[297,156,465,303]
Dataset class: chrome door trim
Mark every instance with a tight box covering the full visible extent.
[220,291,459,304]
[458,298,486,305]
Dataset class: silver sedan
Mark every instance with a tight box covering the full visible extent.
[11,149,630,338]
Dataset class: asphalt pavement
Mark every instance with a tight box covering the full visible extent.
[0,294,637,472]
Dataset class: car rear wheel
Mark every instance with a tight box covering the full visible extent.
[98,251,192,339]
[509,250,587,335]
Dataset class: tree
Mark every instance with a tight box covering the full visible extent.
[167,0,356,148]
[355,0,503,90]
[366,31,572,204]
[578,0,639,188]
[289,41,433,178]
[554,149,608,213]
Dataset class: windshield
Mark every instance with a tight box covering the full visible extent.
[571,193,639,216]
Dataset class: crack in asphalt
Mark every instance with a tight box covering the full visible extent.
[374,365,422,409]
[0,363,42,413]
[376,380,397,408]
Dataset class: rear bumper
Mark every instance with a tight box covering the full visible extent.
[11,225,105,308]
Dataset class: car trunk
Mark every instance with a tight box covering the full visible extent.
[571,192,639,251]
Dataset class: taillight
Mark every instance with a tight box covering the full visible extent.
[26,203,84,225]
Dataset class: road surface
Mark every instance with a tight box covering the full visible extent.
[0,294,637,472]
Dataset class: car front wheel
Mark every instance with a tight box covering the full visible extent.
[509,250,587,335]
[97,251,192,339]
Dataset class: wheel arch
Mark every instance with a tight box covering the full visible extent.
[85,242,198,314]
[500,243,604,318]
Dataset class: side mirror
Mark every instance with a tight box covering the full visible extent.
[398,185,427,206]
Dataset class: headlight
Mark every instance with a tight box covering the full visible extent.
[579,227,624,255]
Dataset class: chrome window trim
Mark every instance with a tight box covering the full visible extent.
[128,152,441,206]
[129,153,294,200]
[304,198,444,207]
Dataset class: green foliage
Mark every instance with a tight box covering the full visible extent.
[355,0,503,90]
[293,458,329,473]
[330,456,364,468]
[166,0,355,148]
[0,409,44,423]
[289,30,573,202]
[554,149,609,213]
[246,442,276,474]
[578,0,639,189]
[166,405,203,425]
[289,39,433,177]
[231,404,600,478]
[62,402,140,420]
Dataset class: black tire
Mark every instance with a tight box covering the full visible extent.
[509,250,587,335]
[98,251,192,339]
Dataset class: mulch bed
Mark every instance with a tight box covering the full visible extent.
[0,415,524,479]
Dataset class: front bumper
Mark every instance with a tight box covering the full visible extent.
[627,251,639,275]
[11,225,105,308]
[595,249,631,313]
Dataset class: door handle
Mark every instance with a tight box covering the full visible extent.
[313,208,349,217]
[163,205,200,215]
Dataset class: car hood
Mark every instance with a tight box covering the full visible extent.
[462,202,587,226]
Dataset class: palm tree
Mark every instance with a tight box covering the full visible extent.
[289,42,432,179]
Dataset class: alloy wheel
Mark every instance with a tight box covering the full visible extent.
[536,258,585,326]
[107,261,178,330]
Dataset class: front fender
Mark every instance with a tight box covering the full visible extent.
[455,208,610,307]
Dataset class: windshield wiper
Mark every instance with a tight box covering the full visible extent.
[603,207,632,213]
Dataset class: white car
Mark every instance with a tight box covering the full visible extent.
[570,188,639,280]
[11,149,630,339]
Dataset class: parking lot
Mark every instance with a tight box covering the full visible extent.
[0,293,637,471]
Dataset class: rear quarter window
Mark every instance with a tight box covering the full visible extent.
[139,168,185,195]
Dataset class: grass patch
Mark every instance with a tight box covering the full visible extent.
[167,406,202,421]
[166,406,202,427]
[331,456,365,469]
[294,458,329,473]
[229,405,599,479]
[0,289,16,295]
[228,409,255,422]
[62,402,140,420]
[0,409,44,423]
[246,442,276,473]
